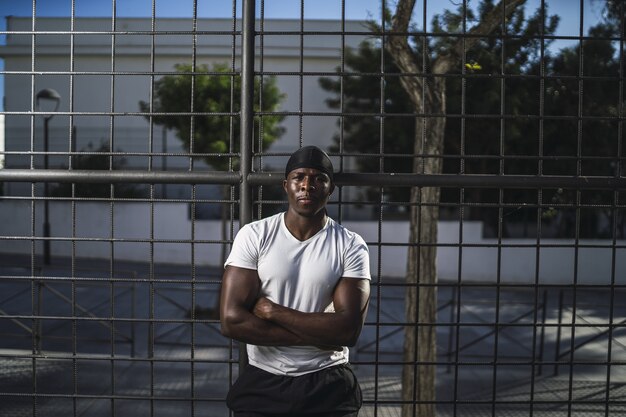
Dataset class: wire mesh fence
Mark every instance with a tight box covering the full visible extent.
[0,0,625,416]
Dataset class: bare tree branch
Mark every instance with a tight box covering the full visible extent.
[387,0,528,79]
[390,0,416,32]
[386,0,423,107]
[434,0,527,73]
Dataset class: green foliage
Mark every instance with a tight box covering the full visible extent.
[319,41,415,178]
[139,63,286,171]
[320,2,558,203]
[320,1,624,237]
[51,142,146,198]
[601,0,625,28]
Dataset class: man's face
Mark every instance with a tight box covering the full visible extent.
[283,167,334,218]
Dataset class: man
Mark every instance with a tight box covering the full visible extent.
[220,146,371,417]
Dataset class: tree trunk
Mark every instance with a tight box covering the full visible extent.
[384,3,527,414]
[402,81,445,417]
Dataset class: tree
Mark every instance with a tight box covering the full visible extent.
[321,3,564,230]
[140,63,285,171]
[319,41,414,205]
[386,3,552,415]
[539,0,625,238]
[321,1,565,415]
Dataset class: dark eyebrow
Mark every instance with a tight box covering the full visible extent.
[289,171,329,180]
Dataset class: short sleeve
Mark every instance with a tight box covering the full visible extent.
[224,224,259,270]
[342,234,371,279]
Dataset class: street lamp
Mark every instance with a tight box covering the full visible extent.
[36,88,61,265]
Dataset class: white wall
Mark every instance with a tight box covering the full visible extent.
[1,17,368,168]
[1,201,624,285]
[0,17,369,211]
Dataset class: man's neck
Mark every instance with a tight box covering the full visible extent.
[283,210,327,241]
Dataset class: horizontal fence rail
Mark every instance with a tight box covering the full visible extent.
[2,169,626,189]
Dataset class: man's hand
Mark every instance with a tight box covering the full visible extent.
[252,296,274,320]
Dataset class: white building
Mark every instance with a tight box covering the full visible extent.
[0,17,369,201]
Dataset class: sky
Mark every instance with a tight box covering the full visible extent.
[0,0,607,110]
[0,0,604,30]
[0,0,605,28]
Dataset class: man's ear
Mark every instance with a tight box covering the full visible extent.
[283,179,288,193]
[329,183,335,196]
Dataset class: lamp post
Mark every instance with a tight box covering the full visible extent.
[36,88,61,265]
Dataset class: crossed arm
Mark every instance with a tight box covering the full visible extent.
[219,265,370,348]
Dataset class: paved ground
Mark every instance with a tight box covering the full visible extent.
[1,254,626,416]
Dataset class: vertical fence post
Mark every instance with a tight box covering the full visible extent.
[131,279,136,358]
[36,280,43,354]
[554,290,565,376]
[537,290,548,376]
[446,286,456,374]
[238,0,255,374]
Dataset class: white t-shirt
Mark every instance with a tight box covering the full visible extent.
[224,212,371,376]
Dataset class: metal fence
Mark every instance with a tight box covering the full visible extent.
[1,0,625,416]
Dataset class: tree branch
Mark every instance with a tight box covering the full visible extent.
[390,0,416,34]
[433,0,527,73]
[386,0,527,107]
[386,0,423,107]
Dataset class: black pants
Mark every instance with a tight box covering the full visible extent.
[227,364,362,417]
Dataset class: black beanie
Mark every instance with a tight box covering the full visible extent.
[284,146,334,181]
